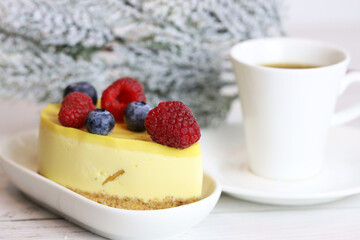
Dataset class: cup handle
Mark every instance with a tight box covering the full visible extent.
[332,70,360,126]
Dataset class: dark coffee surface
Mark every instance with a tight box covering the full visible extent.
[261,63,320,69]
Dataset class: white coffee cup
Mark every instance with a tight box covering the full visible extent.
[230,37,360,181]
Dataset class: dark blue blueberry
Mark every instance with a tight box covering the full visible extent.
[64,82,98,105]
[124,101,151,132]
[85,109,115,135]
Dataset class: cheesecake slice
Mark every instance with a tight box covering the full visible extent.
[38,104,203,210]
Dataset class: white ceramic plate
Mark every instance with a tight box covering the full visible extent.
[201,123,360,206]
[0,130,221,240]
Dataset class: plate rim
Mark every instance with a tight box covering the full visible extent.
[221,184,360,200]
[202,123,360,203]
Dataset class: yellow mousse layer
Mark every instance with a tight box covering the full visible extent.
[38,104,203,209]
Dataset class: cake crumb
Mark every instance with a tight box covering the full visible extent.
[69,188,200,210]
[102,169,125,185]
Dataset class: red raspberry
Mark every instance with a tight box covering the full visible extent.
[59,92,95,128]
[145,101,201,149]
[101,78,146,122]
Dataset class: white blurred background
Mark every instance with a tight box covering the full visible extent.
[286,0,360,67]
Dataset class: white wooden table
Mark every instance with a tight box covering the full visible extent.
[2,3,360,238]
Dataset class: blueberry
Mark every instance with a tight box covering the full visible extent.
[124,101,151,132]
[85,109,115,135]
[64,82,98,105]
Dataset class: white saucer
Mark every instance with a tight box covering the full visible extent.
[0,130,221,240]
[201,123,360,206]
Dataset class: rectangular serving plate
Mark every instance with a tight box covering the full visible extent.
[0,130,221,240]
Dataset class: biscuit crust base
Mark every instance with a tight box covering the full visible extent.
[70,188,200,210]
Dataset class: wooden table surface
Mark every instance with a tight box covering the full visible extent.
[2,9,360,239]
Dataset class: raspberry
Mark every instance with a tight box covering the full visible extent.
[59,92,95,128]
[101,78,146,122]
[144,101,201,149]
